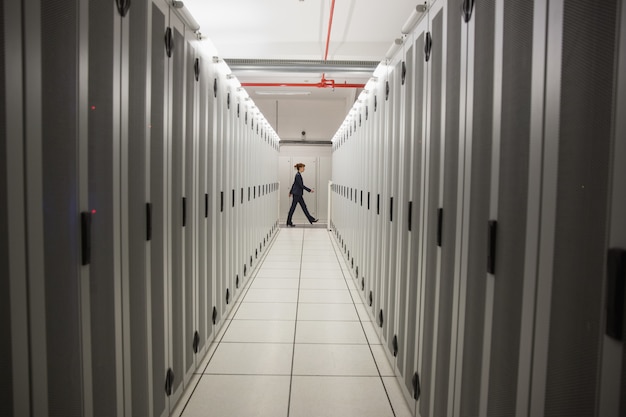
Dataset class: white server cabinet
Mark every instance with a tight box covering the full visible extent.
[603,4,626,414]
[213,64,227,324]
[393,37,415,400]
[382,58,403,364]
[526,0,623,415]
[0,1,12,412]
[38,0,91,415]
[126,0,153,414]
[451,0,499,415]
[332,1,625,417]
[193,46,214,372]
[415,4,445,416]
[373,69,389,336]
[425,1,464,415]
[3,1,45,416]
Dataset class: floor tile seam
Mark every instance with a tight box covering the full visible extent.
[292,342,373,346]
[295,319,369,323]
[199,372,292,377]
[287,228,305,417]
[290,373,383,377]
[327,231,398,417]
[191,373,390,379]
[217,341,295,344]
[175,228,283,416]
[290,375,391,379]
[227,318,296,322]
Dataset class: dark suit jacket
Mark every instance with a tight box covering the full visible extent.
[289,172,311,196]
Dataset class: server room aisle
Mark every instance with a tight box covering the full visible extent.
[173,227,412,417]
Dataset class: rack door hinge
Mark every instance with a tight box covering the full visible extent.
[165,368,174,396]
[192,331,200,353]
[412,372,421,400]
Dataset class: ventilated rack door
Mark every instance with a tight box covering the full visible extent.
[148,2,170,415]
[182,37,197,387]
[39,0,86,414]
[195,51,211,364]
[167,12,186,407]
[383,59,402,361]
[405,26,427,405]
[395,40,414,394]
[431,1,463,414]
[126,0,152,413]
[454,0,497,415]
[530,1,621,415]
[0,4,10,413]
[374,71,388,332]
[214,69,226,324]
[87,0,125,413]
[418,6,444,417]
[486,2,535,415]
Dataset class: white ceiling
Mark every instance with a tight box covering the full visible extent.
[183,0,422,140]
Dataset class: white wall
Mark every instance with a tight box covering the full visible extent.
[255,96,354,140]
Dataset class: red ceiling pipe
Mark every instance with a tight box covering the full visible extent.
[324,0,337,61]
[240,1,365,90]
[240,81,365,89]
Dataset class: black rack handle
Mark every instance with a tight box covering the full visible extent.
[606,248,626,341]
[81,211,92,266]
[425,31,433,62]
[116,0,131,16]
[437,208,443,247]
[146,203,152,241]
[164,27,173,58]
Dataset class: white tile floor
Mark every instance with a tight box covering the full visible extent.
[173,227,413,417]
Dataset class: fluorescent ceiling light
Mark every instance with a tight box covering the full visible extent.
[255,91,312,96]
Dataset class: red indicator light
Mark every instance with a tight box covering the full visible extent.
[90,105,96,110]
[91,209,97,214]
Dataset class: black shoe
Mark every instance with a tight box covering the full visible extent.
[310,218,319,224]
[287,223,296,227]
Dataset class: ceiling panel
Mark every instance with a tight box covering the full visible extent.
[182,0,423,139]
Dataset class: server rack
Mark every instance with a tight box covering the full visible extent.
[3,1,280,416]
[330,0,626,416]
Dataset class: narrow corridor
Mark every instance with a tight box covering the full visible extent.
[173,227,412,417]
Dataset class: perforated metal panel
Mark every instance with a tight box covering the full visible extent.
[0,3,12,415]
[544,1,618,415]
[397,43,414,378]
[88,1,120,414]
[149,4,168,415]
[433,4,462,415]
[487,2,534,415]
[41,0,83,414]
[460,0,496,415]
[197,55,210,356]
[385,60,403,355]
[404,31,425,395]
[420,11,443,417]
[170,21,186,399]
[127,0,151,414]
[184,40,196,378]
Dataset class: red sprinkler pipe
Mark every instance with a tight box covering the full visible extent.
[240,81,366,89]
[240,0,367,90]
[324,0,337,61]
